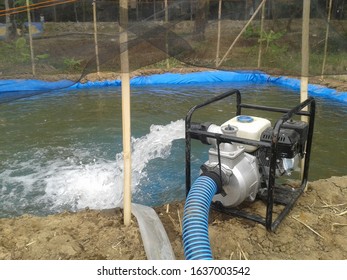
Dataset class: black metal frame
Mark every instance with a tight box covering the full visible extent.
[185,89,316,231]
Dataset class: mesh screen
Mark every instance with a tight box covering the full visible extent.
[0,0,346,94]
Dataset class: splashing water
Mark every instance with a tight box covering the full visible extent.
[0,120,185,218]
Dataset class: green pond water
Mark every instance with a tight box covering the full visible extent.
[0,82,346,217]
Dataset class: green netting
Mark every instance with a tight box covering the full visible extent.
[0,0,346,87]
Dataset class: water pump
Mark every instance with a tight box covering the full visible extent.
[185,89,315,231]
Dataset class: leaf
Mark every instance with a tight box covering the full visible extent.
[36,54,49,60]
[15,38,27,50]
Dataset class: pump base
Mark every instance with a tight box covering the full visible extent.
[211,182,306,231]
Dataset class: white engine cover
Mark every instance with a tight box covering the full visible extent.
[221,115,271,152]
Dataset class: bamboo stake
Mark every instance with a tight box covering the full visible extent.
[92,0,100,75]
[257,0,266,68]
[165,0,169,69]
[4,0,10,41]
[217,0,266,68]
[26,0,36,76]
[120,0,132,226]
[53,5,57,22]
[215,0,222,67]
[73,2,78,22]
[300,0,311,181]
[301,0,310,106]
[321,0,333,79]
[165,0,168,23]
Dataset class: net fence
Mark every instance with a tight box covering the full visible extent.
[0,0,346,96]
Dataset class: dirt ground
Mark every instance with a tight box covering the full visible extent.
[0,175,346,260]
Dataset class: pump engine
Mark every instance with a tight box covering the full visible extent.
[194,115,308,207]
[185,89,315,230]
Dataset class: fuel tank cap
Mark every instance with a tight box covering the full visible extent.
[237,115,254,123]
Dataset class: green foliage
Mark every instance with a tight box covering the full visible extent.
[63,57,83,72]
[15,37,29,62]
[36,54,49,60]
[243,25,260,39]
[15,37,27,50]
[0,38,49,64]
[259,30,285,53]
[16,38,49,62]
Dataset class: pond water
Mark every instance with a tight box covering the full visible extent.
[0,82,346,217]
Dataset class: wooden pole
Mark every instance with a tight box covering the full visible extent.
[92,0,100,75]
[165,0,169,69]
[165,0,169,23]
[215,0,222,67]
[321,0,333,79]
[120,0,132,226]
[26,0,36,76]
[257,0,266,68]
[301,0,310,111]
[83,0,86,22]
[217,0,266,68]
[301,0,311,182]
[53,5,57,22]
[74,2,78,22]
[4,0,10,41]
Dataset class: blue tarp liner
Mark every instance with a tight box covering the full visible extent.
[71,79,121,88]
[70,71,270,89]
[0,79,74,92]
[129,71,271,85]
[0,79,75,103]
[1,71,346,104]
[267,75,347,103]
